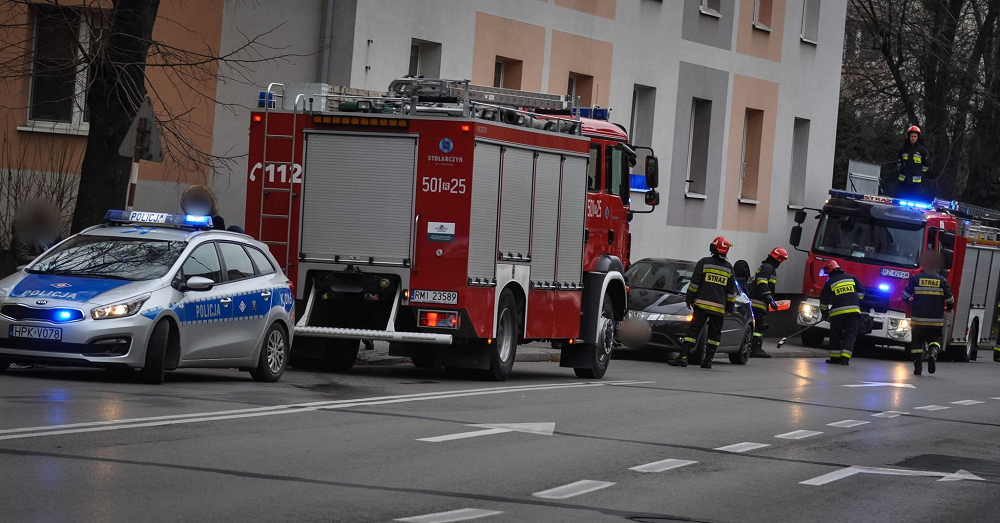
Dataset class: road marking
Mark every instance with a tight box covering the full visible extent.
[951,400,985,406]
[418,422,554,443]
[532,480,615,500]
[629,459,698,473]
[872,411,908,418]
[395,508,503,523]
[0,381,641,441]
[844,382,916,389]
[715,442,770,453]
[801,466,985,486]
[827,420,869,428]
[775,430,823,440]
[913,405,950,411]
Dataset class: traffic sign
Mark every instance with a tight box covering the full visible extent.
[119,96,163,163]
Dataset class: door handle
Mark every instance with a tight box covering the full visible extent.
[584,228,590,243]
[608,229,615,244]
[261,291,273,299]
[220,297,232,306]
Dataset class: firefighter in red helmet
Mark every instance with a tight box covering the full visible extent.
[896,125,930,200]
[668,236,737,369]
[819,260,865,365]
[748,247,789,358]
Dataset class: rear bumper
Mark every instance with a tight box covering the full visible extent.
[294,325,453,345]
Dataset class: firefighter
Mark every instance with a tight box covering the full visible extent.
[995,300,1000,363]
[902,252,953,375]
[748,247,789,358]
[668,236,737,369]
[896,125,930,200]
[819,260,864,365]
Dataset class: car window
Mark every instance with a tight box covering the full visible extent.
[606,145,626,199]
[182,243,223,283]
[587,145,601,192]
[219,242,257,281]
[29,236,187,281]
[246,246,276,275]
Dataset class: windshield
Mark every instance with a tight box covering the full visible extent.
[813,212,924,268]
[29,235,188,281]
[626,260,695,294]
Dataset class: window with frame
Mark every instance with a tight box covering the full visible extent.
[567,72,594,106]
[182,243,223,283]
[801,0,821,43]
[493,56,523,89]
[409,38,442,78]
[686,98,713,197]
[700,0,722,17]
[739,108,765,203]
[587,145,602,192]
[753,0,773,31]
[29,6,108,128]
[218,242,257,282]
[789,118,811,207]
[606,145,629,204]
[247,246,277,275]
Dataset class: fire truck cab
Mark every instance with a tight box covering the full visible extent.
[245,78,660,380]
[790,190,1000,362]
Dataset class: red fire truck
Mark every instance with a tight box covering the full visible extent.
[244,78,660,380]
[790,190,1000,361]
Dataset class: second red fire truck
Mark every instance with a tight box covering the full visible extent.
[244,78,660,380]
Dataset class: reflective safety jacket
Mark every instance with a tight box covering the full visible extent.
[820,270,865,318]
[898,142,930,184]
[748,259,778,313]
[901,271,954,327]
[686,254,737,316]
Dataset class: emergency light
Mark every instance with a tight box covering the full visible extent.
[104,210,214,229]
[572,107,610,120]
[828,190,932,210]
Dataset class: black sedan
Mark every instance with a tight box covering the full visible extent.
[618,258,756,365]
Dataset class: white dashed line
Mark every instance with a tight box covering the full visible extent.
[775,430,823,440]
[951,400,985,406]
[629,459,698,473]
[532,480,616,500]
[715,442,771,453]
[913,405,950,411]
[827,420,869,428]
[872,411,908,418]
[395,508,503,523]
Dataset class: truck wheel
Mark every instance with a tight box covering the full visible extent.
[327,340,361,372]
[486,290,518,381]
[954,322,978,363]
[139,320,169,385]
[250,323,288,382]
[687,325,708,367]
[575,294,614,379]
[801,329,826,349]
[410,352,437,369]
[729,327,753,365]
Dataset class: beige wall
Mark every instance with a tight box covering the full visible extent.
[471,12,546,91]
[736,0,785,62]
[722,74,780,233]
[548,30,613,107]
[553,0,617,20]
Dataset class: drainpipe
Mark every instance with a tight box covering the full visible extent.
[318,0,335,83]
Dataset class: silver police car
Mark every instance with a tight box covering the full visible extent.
[0,211,294,384]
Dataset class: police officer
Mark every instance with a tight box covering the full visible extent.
[748,247,789,358]
[901,252,953,375]
[668,236,737,369]
[897,125,930,200]
[820,260,864,365]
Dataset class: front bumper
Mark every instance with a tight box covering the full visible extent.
[0,310,154,367]
[796,298,911,344]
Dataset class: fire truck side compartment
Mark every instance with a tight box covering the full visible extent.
[468,142,501,281]
[498,147,534,261]
[557,156,588,284]
[530,153,561,285]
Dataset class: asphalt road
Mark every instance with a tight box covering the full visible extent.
[1,345,999,523]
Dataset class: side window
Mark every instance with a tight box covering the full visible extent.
[605,145,627,200]
[247,246,276,275]
[219,242,257,282]
[587,144,602,192]
[182,243,223,283]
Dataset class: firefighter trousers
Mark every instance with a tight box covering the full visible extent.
[910,325,943,362]
[995,343,1000,362]
[684,308,724,357]
[753,310,768,350]
[829,313,860,360]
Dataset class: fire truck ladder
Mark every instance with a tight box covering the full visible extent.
[259,83,304,273]
[935,198,1000,225]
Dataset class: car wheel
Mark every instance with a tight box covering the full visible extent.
[801,328,826,349]
[688,325,708,366]
[140,320,169,385]
[575,294,614,379]
[250,323,288,382]
[486,290,518,382]
[729,327,753,365]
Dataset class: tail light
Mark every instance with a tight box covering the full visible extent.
[419,310,460,329]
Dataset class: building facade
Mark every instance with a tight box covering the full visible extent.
[1,0,846,293]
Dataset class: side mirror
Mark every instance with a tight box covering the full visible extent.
[644,189,659,207]
[789,225,803,247]
[644,156,659,189]
[942,249,954,270]
[940,232,956,249]
[794,210,807,224]
[183,276,215,291]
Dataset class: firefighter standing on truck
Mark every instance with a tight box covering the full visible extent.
[668,236,737,370]
[748,247,789,358]
[896,125,930,200]
[902,252,954,375]
[820,260,864,365]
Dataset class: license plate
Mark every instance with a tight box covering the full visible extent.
[410,290,458,305]
[9,325,62,341]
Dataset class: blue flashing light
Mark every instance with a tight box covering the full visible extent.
[104,210,214,229]
[629,173,649,192]
[829,190,932,210]
[257,91,275,109]
[878,283,891,292]
[185,215,210,225]
[572,107,610,120]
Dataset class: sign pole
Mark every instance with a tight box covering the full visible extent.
[125,117,146,211]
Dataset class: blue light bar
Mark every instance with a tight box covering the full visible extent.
[828,190,932,210]
[104,210,214,229]
[572,107,610,120]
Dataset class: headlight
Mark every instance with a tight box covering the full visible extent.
[798,302,819,323]
[629,311,692,323]
[887,318,911,340]
[91,294,150,320]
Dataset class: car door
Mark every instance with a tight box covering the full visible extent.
[721,281,751,347]
[178,242,234,360]
[215,241,270,359]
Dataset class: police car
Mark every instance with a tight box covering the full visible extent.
[0,211,294,384]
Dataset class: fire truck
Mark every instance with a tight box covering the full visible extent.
[244,78,660,380]
[790,189,1000,361]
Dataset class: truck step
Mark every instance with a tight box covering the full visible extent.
[294,326,453,345]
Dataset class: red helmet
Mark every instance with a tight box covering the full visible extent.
[907,125,921,135]
[769,247,789,263]
[823,260,841,275]
[710,236,732,256]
